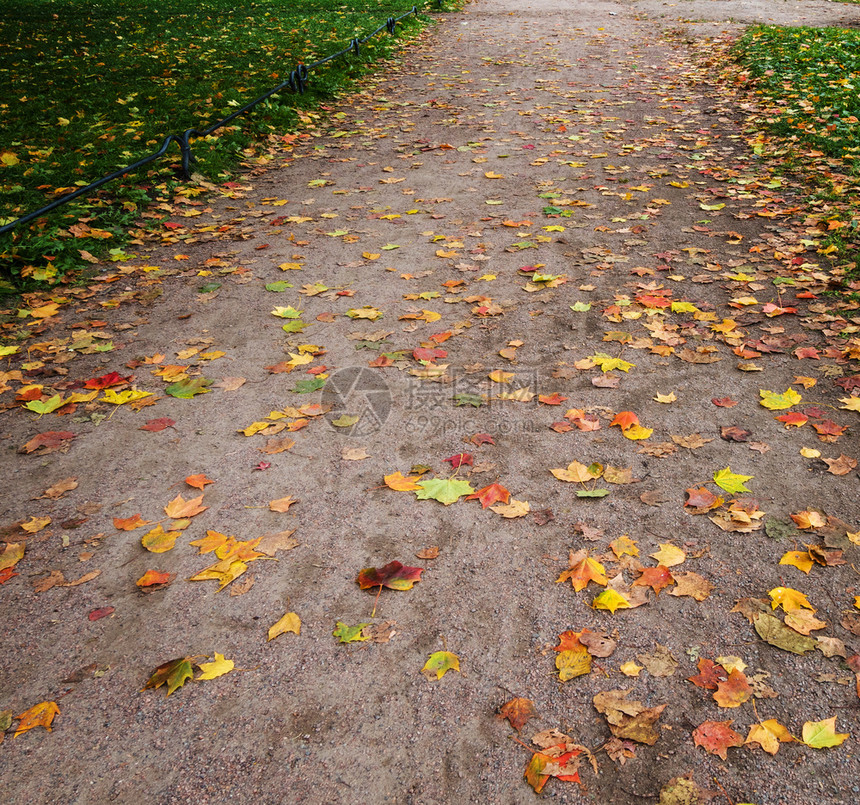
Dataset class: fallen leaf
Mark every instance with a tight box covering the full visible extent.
[185,474,214,490]
[498,697,538,731]
[802,717,848,748]
[268,612,301,640]
[40,478,78,500]
[196,653,234,680]
[692,720,744,759]
[142,657,194,696]
[164,494,207,518]
[421,650,460,680]
[269,496,298,512]
[14,701,59,737]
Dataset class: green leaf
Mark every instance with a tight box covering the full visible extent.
[453,393,484,407]
[165,377,212,399]
[333,622,369,644]
[570,301,591,312]
[265,281,293,292]
[331,414,360,427]
[713,467,753,495]
[576,489,610,498]
[802,717,848,748]
[421,650,460,680]
[142,657,195,696]
[753,613,816,654]
[271,306,303,319]
[281,320,309,333]
[292,377,325,394]
[414,478,475,505]
[25,395,65,415]
[197,282,221,293]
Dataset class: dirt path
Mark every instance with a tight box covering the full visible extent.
[3,1,860,802]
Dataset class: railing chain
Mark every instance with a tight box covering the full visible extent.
[0,3,436,239]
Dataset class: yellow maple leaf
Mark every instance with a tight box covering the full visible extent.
[745,719,795,755]
[779,550,813,574]
[196,653,235,681]
[650,544,686,567]
[591,589,630,613]
[839,396,860,412]
[769,586,814,613]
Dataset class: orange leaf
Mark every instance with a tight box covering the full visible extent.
[14,701,59,737]
[164,494,207,519]
[557,551,607,592]
[632,565,674,595]
[465,483,510,509]
[498,697,538,732]
[269,496,298,513]
[384,471,422,491]
[185,474,214,490]
[693,720,744,759]
[113,514,151,531]
[610,411,639,431]
[713,670,753,708]
[136,570,174,588]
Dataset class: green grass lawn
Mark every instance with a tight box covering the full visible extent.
[734,26,860,161]
[733,26,860,282]
[0,0,430,287]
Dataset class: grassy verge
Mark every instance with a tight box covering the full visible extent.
[732,26,860,285]
[0,0,435,289]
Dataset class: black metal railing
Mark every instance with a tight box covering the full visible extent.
[0,4,434,239]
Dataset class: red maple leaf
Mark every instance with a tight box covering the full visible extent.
[413,347,447,362]
[84,371,130,390]
[538,392,568,405]
[356,561,424,591]
[775,412,807,428]
[140,417,175,432]
[445,452,473,468]
[632,566,674,595]
[465,483,510,509]
[687,658,728,690]
[468,433,495,447]
[711,397,737,408]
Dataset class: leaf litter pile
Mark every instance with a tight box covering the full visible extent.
[1,1,860,802]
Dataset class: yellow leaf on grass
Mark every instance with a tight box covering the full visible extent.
[268,612,301,640]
